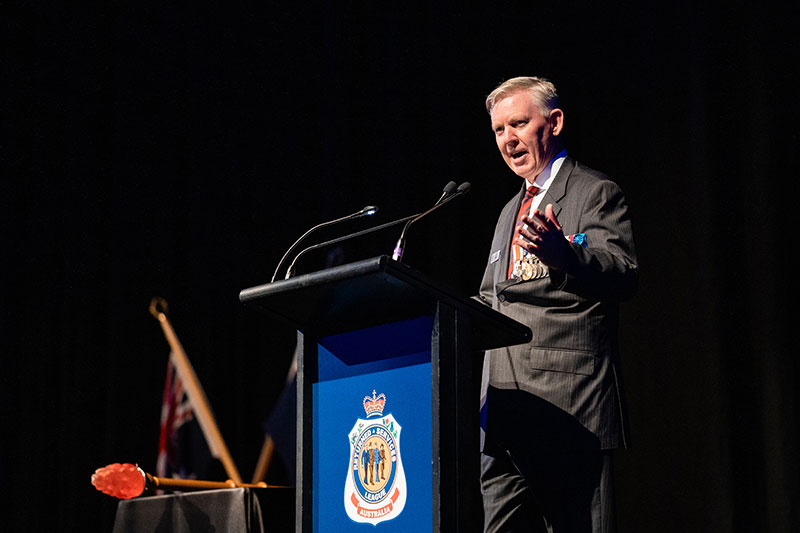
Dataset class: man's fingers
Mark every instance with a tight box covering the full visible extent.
[522,215,545,234]
[522,214,555,236]
[515,231,540,250]
[530,209,549,226]
[525,206,562,234]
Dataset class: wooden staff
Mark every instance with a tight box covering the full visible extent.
[144,472,267,492]
[149,297,242,484]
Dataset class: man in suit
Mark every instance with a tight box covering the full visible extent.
[478,77,638,532]
[367,442,375,485]
[362,445,370,484]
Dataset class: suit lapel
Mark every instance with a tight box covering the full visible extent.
[541,156,575,221]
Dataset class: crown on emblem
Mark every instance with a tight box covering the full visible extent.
[363,390,386,417]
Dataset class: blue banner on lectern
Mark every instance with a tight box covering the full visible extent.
[312,316,433,531]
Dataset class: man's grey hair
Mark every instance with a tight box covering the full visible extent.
[485,76,559,116]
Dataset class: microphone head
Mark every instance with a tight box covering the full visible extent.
[359,205,379,216]
[456,182,472,194]
[442,181,457,196]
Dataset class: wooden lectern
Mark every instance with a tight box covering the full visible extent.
[240,256,530,532]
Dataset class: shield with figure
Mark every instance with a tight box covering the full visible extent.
[344,390,407,525]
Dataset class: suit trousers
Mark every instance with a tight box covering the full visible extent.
[480,448,616,533]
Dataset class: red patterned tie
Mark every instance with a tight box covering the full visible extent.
[508,185,540,278]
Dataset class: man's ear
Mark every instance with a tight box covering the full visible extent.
[549,108,564,136]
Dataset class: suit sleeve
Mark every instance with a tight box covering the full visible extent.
[549,179,638,302]
[475,254,495,307]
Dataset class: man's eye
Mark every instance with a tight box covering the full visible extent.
[494,127,504,135]
[513,120,527,127]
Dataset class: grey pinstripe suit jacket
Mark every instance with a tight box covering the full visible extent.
[478,157,638,452]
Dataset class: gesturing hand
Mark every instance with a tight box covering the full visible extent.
[514,203,569,271]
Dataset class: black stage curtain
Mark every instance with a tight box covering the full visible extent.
[3,2,797,531]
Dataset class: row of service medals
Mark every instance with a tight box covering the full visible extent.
[512,251,549,281]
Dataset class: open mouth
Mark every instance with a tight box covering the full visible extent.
[511,150,527,160]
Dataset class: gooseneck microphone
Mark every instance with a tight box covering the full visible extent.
[391,181,471,263]
[271,205,378,283]
[283,212,420,280]
[436,180,458,204]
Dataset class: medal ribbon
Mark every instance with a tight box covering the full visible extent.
[508,185,540,278]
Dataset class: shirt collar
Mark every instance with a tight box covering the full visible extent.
[526,149,567,191]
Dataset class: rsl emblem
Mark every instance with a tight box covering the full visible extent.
[344,390,406,525]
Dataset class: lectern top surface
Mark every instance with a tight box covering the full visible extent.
[239,255,530,350]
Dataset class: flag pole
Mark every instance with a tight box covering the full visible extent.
[149,297,243,484]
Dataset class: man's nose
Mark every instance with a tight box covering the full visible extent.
[503,128,519,145]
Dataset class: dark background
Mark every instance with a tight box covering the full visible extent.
[3,2,798,531]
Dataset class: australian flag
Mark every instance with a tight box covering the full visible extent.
[156,353,215,480]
